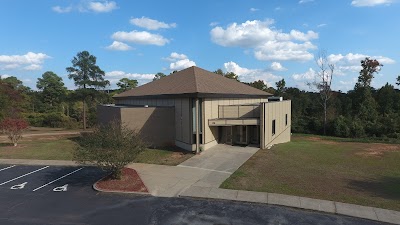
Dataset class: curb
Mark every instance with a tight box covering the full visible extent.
[92,182,151,195]
[92,171,151,196]
[179,186,400,225]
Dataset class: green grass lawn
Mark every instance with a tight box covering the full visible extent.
[221,134,400,211]
[0,135,193,166]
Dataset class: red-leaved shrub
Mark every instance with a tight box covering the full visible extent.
[0,118,29,147]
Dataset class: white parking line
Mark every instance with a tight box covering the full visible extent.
[0,165,16,172]
[0,166,49,186]
[32,167,83,192]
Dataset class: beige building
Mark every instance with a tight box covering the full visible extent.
[98,66,291,152]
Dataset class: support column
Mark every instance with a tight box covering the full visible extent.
[195,98,200,154]
[260,103,265,149]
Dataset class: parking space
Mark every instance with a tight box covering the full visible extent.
[0,164,107,196]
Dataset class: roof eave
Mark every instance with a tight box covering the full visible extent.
[113,92,271,100]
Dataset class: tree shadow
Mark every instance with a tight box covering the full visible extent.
[148,145,194,156]
[0,143,12,147]
[67,136,82,143]
[347,176,400,200]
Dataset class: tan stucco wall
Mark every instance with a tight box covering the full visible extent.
[203,98,269,150]
[174,98,191,146]
[115,98,192,150]
[97,105,175,148]
[97,105,122,125]
[260,100,291,148]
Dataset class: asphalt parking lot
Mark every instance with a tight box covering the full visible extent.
[0,164,385,225]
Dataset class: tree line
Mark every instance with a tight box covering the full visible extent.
[1,50,400,141]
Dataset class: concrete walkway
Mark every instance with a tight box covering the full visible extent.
[127,144,259,197]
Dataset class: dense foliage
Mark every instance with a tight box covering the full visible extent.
[74,121,146,179]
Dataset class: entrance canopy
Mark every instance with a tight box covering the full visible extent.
[208,118,259,126]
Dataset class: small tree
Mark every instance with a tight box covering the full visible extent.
[275,78,286,96]
[116,78,138,92]
[74,121,146,179]
[308,50,334,135]
[0,118,29,147]
[153,72,166,81]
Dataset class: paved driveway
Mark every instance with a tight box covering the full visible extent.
[0,165,382,225]
[128,144,259,197]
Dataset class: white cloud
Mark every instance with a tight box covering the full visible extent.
[111,30,169,46]
[224,61,282,86]
[209,22,219,27]
[0,74,12,79]
[24,64,42,71]
[170,59,196,71]
[130,17,176,30]
[351,0,392,7]
[162,52,196,71]
[275,7,282,11]
[52,1,117,14]
[299,0,314,4]
[1,64,19,70]
[88,1,118,12]
[292,68,317,81]
[52,6,72,13]
[250,8,259,12]
[164,52,188,61]
[210,19,318,61]
[105,70,154,86]
[0,52,50,70]
[106,41,133,51]
[317,23,327,28]
[327,53,395,75]
[270,62,287,71]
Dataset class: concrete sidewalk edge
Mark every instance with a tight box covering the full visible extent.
[179,186,400,225]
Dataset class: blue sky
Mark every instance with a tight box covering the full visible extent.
[0,0,399,92]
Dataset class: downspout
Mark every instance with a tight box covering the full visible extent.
[195,98,200,154]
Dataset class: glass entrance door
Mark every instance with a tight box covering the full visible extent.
[235,126,248,145]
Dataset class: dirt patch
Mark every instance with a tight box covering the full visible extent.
[94,168,148,193]
[171,152,185,159]
[355,143,400,157]
[37,136,59,141]
[303,136,338,145]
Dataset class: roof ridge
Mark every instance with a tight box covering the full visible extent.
[192,66,200,93]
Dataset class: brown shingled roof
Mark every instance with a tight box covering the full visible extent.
[114,66,272,98]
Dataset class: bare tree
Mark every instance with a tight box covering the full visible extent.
[308,50,334,135]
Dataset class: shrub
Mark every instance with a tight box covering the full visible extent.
[25,113,45,127]
[333,116,350,137]
[74,121,146,179]
[0,118,29,146]
[350,119,365,138]
[24,113,79,129]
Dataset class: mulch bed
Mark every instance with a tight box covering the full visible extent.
[94,167,148,193]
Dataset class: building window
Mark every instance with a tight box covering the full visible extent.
[272,119,276,136]
[285,114,288,126]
